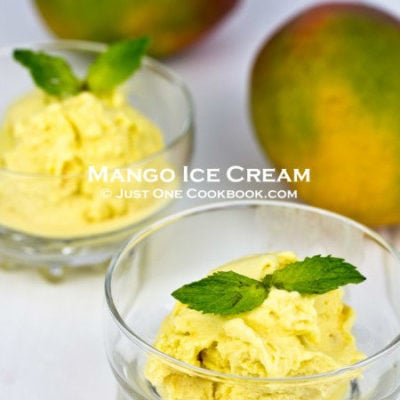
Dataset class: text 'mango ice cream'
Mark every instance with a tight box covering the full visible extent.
[145,252,366,400]
[0,39,174,237]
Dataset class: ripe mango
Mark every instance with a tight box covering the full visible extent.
[250,3,400,226]
[33,0,239,58]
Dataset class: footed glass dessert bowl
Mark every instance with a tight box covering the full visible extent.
[0,40,193,279]
[104,200,400,400]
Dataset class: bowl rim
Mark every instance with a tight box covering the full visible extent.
[0,39,194,179]
[105,199,400,383]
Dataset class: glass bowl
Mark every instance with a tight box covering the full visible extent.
[105,200,400,400]
[0,40,194,278]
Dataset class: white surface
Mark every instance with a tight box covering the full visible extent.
[1,0,400,399]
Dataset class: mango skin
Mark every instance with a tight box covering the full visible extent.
[250,3,400,226]
[33,0,239,58]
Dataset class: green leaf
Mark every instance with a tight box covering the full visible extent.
[171,255,366,316]
[271,255,366,294]
[86,37,150,92]
[172,271,270,316]
[13,49,81,97]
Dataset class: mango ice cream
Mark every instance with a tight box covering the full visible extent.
[0,89,172,237]
[145,252,365,400]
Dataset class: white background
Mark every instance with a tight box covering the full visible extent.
[1,1,400,399]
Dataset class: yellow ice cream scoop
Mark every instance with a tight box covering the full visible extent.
[0,39,179,238]
[1,90,164,175]
[145,252,366,400]
[0,89,172,237]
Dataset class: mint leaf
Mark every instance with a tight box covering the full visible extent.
[86,37,150,92]
[172,271,270,316]
[14,39,150,96]
[171,255,366,316]
[272,255,366,294]
[13,49,81,97]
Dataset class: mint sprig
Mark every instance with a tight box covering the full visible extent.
[172,255,366,316]
[13,50,81,97]
[270,255,365,294]
[172,271,270,316]
[86,37,150,92]
[13,37,150,97]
